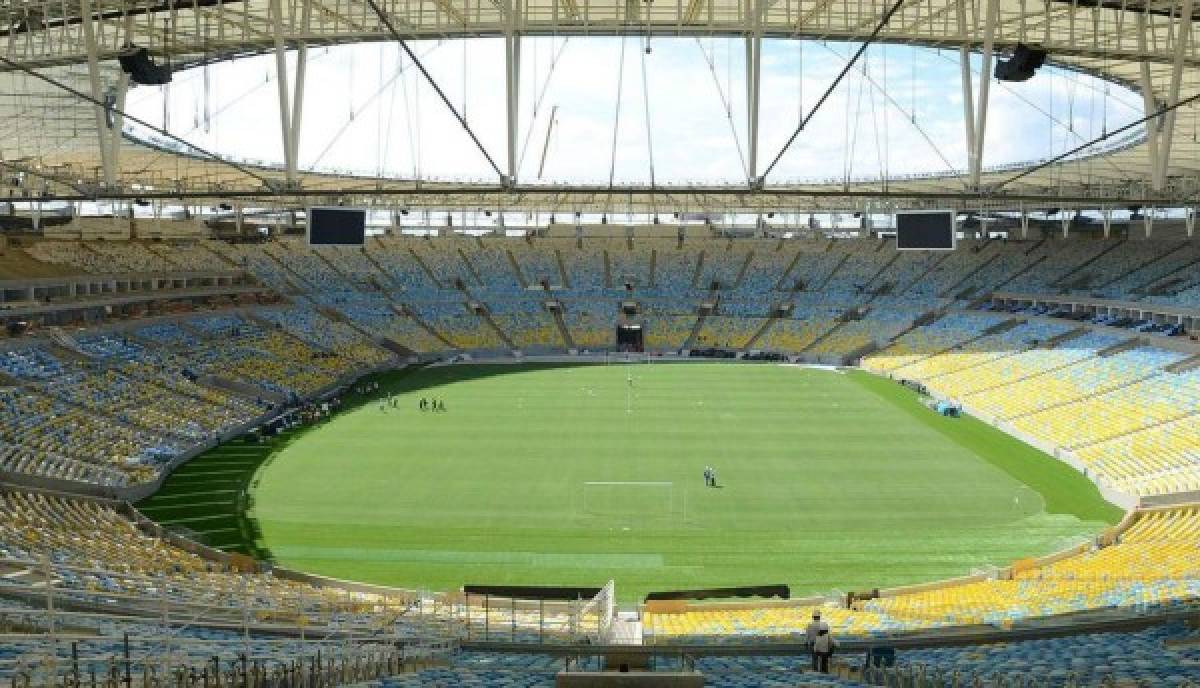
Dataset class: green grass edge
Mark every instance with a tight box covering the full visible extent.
[845,369,1123,524]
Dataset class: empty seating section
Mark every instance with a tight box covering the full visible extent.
[559,241,608,294]
[860,312,1009,373]
[806,309,918,359]
[1012,368,1200,451]
[256,306,392,366]
[209,242,297,290]
[562,301,614,349]
[509,243,562,287]
[891,621,1200,686]
[315,245,385,289]
[951,244,1034,296]
[1075,413,1200,495]
[885,319,1073,381]
[654,246,701,297]
[607,243,653,288]
[647,506,1200,643]
[419,305,506,350]
[465,243,524,291]
[1068,241,1180,295]
[411,241,477,288]
[967,344,1183,421]
[905,240,993,298]
[693,316,766,350]
[732,242,797,294]
[1004,240,1112,293]
[923,331,1121,399]
[316,292,445,352]
[0,491,406,636]
[870,251,942,294]
[489,301,562,349]
[697,247,746,288]
[643,315,697,350]
[1099,242,1200,299]
[756,317,837,353]
[366,240,440,292]
[780,244,841,291]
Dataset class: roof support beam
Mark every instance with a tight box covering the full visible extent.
[506,0,522,184]
[970,0,999,189]
[1156,0,1194,188]
[957,0,977,192]
[746,0,763,184]
[79,0,115,188]
[1137,13,1164,190]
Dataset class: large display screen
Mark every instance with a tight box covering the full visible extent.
[308,207,366,246]
[896,210,956,250]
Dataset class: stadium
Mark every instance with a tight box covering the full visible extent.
[1,0,1200,685]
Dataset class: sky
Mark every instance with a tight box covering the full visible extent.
[122,37,1145,187]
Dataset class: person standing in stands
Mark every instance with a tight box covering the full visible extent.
[812,627,837,673]
[806,611,829,671]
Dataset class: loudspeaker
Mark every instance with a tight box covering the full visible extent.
[117,46,172,85]
[994,43,1047,82]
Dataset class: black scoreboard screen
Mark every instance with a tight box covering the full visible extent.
[896,210,956,250]
[308,207,366,246]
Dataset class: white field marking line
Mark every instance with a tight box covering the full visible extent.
[156,514,234,525]
[143,490,240,499]
[141,501,234,510]
[583,481,673,486]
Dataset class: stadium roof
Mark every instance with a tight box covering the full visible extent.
[1,0,1199,214]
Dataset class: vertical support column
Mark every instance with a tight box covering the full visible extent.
[1020,209,1029,239]
[289,0,313,173]
[80,0,115,187]
[1137,14,1163,190]
[957,1,977,187]
[970,0,999,189]
[1187,207,1197,238]
[1061,212,1071,239]
[271,0,297,186]
[1157,0,1194,188]
[1102,206,1112,238]
[107,13,136,187]
[746,0,763,184]
[1144,208,1155,238]
[505,0,522,185]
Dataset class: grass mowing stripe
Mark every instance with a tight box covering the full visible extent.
[846,370,1123,522]
[245,364,1117,601]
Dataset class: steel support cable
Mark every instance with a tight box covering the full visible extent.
[929,49,1129,180]
[761,0,908,183]
[0,54,272,188]
[693,37,749,180]
[517,37,570,174]
[363,0,503,179]
[640,37,656,188]
[814,41,954,172]
[996,89,1200,190]
[127,50,339,179]
[306,45,438,171]
[608,35,627,189]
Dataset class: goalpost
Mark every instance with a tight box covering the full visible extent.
[604,351,652,365]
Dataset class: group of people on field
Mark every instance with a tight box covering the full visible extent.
[419,397,447,412]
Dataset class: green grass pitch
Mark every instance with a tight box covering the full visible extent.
[139,363,1122,602]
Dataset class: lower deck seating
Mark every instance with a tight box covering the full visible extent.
[644,506,1200,643]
